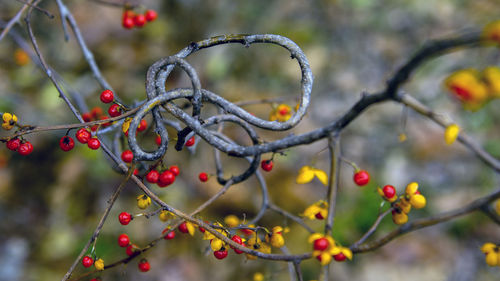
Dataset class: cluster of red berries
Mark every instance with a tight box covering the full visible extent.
[6,138,33,156]
[97,89,123,119]
[57,127,100,152]
[81,107,111,132]
[122,9,157,29]
[115,233,151,272]
[145,165,179,187]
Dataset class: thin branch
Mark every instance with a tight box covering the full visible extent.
[61,165,134,281]
[399,93,500,172]
[268,203,314,233]
[0,1,31,42]
[350,208,392,248]
[324,134,340,235]
[351,187,500,253]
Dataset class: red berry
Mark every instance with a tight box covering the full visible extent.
[261,160,273,171]
[59,136,75,151]
[119,212,132,225]
[6,138,20,151]
[138,259,150,272]
[333,252,346,262]
[353,170,370,186]
[383,185,396,199]
[18,141,33,156]
[100,89,114,103]
[169,165,180,176]
[198,172,208,182]
[231,235,243,244]
[122,17,134,29]
[178,222,189,233]
[118,234,130,247]
[198,226,206,233]
[91,125,98,132]
[108,104,121,117]
[136,119,147,132]
[133,169,139,176]
[240,228,253,236]
[122,10,134,21]
[87,138,101,150]
[82,112,92,122]
[126,244,139,256]
[213,249,228,259]
[145,10,158,22]
[91,107,103,119]
[313,238,329,251]
[315,212,324,220]
[121,150,134,163]
[145,170,160,183]
[185,136,195,147]
[279,107,289,115]
[231,235,244,254]
[82,256,94,268]
[133,14,146,27]
[158,170,175,187]
[155,135,162,146]
[90,278,101,281]
[76,128,91,144]
[162,228,176,240]
[100,115,111,127]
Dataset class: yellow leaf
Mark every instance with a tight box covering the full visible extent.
[296,166,315,184]
[159,210,174,222]
[186,221,196,236]
[122,118,132,133]
[496,200,500,216]
[318,252,332,265]
[483,66,500,98]
[444,124,460,145]
[308,233,324,244]
[313,169,328,185]
[341,247,353,260]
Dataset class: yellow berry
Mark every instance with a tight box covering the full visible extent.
[409,194,426,209]
[485,252,499,267]
[392,211,408,225]
[396,201,412,214]
[94,258,104,271]
[270,233,285,248]
[405,182,419,195]
[253,272,265,281]
[224,215,240,227]
[495,200,500,216]
[210,238,224,251]
[481,243,496,254]
[136,195,151,209]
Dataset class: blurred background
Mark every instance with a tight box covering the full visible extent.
[0,0,499,280]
